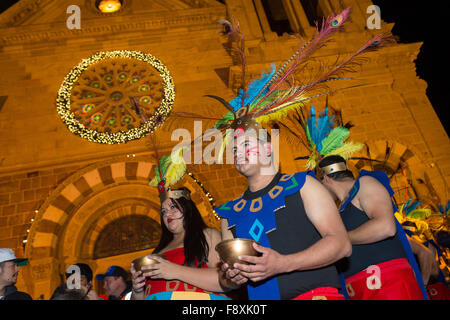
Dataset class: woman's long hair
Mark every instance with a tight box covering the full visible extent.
[153,187,209,267]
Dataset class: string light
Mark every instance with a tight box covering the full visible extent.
[187,171,220,221]
[56,50,175,144]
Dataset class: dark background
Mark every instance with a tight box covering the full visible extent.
[0,0,448,135]
[372,0,448,135]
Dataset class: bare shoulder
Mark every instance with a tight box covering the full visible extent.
[300,174,327,196]
[359,175,389,195]
[302,174,322,189]
[357,175,393,216]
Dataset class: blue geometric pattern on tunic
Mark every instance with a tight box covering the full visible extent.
[249,218,264,242]
[215,171,314,300]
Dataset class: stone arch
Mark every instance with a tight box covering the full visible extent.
[24,157,219,299]
[350,138,445,208]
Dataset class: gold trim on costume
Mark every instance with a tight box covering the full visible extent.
[268,185,283,199]
[250,198,263,212]
[233,199,247,212]
[321,162,348,176]
[160,188,191,202]
[280,174,294,181]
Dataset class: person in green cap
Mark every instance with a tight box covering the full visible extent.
[0,248,32,300]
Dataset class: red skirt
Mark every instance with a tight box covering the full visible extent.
[344,258,425,300]
[427,282,450,300]
[292,287,345,300]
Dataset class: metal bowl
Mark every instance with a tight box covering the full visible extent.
[132,254,165,273]
[215,238,260,266]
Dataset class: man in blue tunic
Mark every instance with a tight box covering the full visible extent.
[318,155,427,300]
[216,130,352,300]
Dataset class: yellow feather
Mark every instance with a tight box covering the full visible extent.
[217,131,231,164]
[164,147,187,186]
[305,147,319,170]
[326,141,364,159]
[149,176,158,187]
[256,102,304,124]
[149,147,188,187]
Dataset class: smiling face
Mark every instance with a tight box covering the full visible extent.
[233,131,272,178]
[160,198,185,234]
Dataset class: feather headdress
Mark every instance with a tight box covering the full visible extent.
[291,103,364,170]
[400,197,431,220]
[206,7,395,151]
[438,200,450,218]
[149,145,191,202]
[131,97,190,201]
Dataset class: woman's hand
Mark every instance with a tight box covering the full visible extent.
[141,255,181,281]
[130,262,146,299]
[220,262,248,288]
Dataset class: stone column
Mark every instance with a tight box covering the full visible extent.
[281,0,314,37]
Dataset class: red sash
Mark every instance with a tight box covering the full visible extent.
[292,287,345,300]
[144,248,208,298]
[427,282,450,300]
[345,258,425,300]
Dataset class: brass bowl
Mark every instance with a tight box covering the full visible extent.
[215,238,260,266]
[132,254,165,273]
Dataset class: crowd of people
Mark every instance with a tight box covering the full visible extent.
[1,144,449,300]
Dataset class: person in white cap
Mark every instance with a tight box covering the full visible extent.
[0,248,32,300]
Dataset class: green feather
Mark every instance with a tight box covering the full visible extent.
[320,126,349,155]
[149,154,171,186]
[305,123,314,147]
[407,208,431,219]
[214,111,234,129]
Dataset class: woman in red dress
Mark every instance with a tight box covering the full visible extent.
[130,187,229,300]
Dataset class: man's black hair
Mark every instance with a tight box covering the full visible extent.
[318,155,354,180]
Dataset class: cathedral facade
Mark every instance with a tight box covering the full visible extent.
[0,0,448,299]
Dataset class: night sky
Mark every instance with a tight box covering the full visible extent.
[0,0,447,135]
[372,0,448,135]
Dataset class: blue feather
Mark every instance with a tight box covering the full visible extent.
[307,105,318,146]
[316,107,334,151]
[438,204,444,214]
[405,199,422,216]
[307,106,334,151]
[402,197,412,214]
[229,64,276,111]
[445,200,450,213]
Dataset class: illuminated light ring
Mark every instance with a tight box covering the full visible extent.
[56,50,175,144]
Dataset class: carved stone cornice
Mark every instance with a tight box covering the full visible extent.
[0,0,52,27]
[0,6,225,47]
[227,41,422,92]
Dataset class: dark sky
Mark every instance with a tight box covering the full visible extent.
[0,0,448,135]
[372,0,448,135]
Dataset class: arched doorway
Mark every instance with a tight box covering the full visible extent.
[24,158,219,299]
[350,139,444,210]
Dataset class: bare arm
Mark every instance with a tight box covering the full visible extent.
[218,218,242,290]
[282,175,352,272]
[347,176,397,244]
[408,235,433,284]
[221,217,234,241]
[235,175,351,281]
[142,228,225,293]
